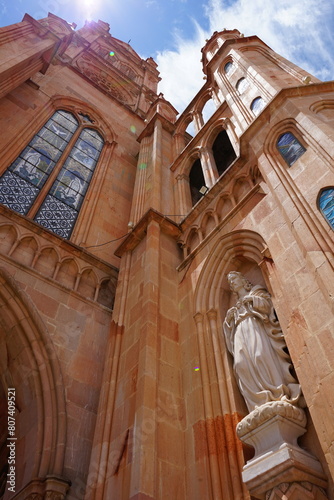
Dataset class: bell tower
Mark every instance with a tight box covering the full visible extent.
[201,29,319,134]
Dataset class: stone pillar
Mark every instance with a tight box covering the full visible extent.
[210,87,222,107]
[128,218,160,500]
[130,136,151,225]
[151,119,163,212]
[192,111,204,134]
[200,146,219,186]
[176,173,192,215]
[0,16,72,100]
[173,132,186,155]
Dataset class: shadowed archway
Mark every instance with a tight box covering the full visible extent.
[0,267,68,496]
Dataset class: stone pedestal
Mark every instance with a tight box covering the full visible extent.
[236,402,328,500]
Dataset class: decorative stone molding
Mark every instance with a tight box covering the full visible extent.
[75,53,136,105]
[266,481,328,500]
[237,401,307,438]
[12,475,70,500]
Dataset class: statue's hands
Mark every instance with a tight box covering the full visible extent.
[242,295,253,305]
[226,307,236,322]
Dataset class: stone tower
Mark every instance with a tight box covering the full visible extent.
[0,15,333,500]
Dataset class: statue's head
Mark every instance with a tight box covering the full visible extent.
[227,271,253,292]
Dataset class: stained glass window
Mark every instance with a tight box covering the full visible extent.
[251,97,266,116]
[236,77,249,94]
[0,110,104,239]
[34,129,104,238]
[318,188,334,229]
[277,132,306,166]
[224,62,233,75]
[0,111,78,216]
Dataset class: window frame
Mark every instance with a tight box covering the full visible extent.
[0,109,105,240]
[250,96,266,116]
[276,131,306,167]
[318,187,334,230]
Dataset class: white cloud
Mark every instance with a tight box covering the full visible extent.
[156,23,206,112]
[157,0,334,114]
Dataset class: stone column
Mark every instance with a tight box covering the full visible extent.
[0,17,71,100]
[192,111,204,134]
[173,132,186,155]
[200,146,219,186]
[128,218,160,500]
[176,173,192,215]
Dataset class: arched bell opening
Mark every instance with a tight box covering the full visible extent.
[189,158,206,206]
[212,130,237,176]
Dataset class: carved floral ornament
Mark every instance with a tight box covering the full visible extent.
[75,54,136,105]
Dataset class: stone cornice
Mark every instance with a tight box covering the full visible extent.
[115,208,181,257]
[137,112,176,142]
[239,80,334,148]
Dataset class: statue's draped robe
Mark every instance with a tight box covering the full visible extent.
[223,286,301,412]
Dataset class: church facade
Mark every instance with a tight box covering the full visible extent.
[0,13,333,500]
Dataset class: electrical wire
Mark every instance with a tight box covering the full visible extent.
[82,214,187,249]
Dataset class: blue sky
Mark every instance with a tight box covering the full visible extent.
[1,0,334,113]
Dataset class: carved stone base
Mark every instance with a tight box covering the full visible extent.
[266,481,328,500]
[236,402,328,500]
[12,475,71,500]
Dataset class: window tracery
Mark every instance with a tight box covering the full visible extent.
[0,110,104,239]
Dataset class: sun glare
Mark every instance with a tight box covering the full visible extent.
[83,0,98,21]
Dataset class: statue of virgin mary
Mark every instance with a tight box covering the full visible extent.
[223,272,303,412]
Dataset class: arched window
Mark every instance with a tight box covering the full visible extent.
[212,130,236,176]
[251,97,266,116]
[277,132,306,166]
[318,187,334,229]
[236,77,249,94]
[0,110,104,239]
[189,159,206,206]
[224,61,233,75]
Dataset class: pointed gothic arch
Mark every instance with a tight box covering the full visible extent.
[0,267,67,493]
[189,230,269,500]
[194,230,267,313]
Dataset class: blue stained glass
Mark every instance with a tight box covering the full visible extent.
[63,157,94,182]
[0,113,103,240]
[0,110,78,218]
[50,177,86,209]
[81,129,104,150]
[34,195,78,239]
[277,132,306,166]
[53,110,79,132]
[319,188,334,229]
[11,147,54,187]
[45,120,73,142]
[76,139,100,161]
[0,171,40,214]
[34,127,104,236]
